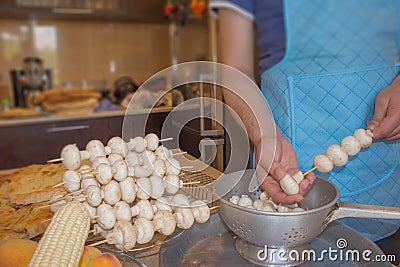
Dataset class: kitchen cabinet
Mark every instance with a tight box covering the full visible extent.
[0,110,169,170]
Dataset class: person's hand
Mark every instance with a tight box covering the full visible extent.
[255,135,316,204]
[367,78,400,141]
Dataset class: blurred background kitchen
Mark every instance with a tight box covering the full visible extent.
[0,0,239,172]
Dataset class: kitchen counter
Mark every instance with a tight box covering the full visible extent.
[0,107,174,127]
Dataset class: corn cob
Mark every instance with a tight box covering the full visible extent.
[28,201,90,267]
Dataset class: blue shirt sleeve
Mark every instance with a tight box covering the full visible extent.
[209,0,255,21]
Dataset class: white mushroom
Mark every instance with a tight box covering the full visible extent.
[134,166,154,178]
[108,153,123,165]
[313,154,334,173]
[165,158,181,175]
[149,176,165,199]
[237,195,253,207]
[119,177,138,204]
[134,217,155,244]
[86,140,107,162]
[82,201,97,223]
[141,150,156,166]
[103,180,122,205]
[61,144,81,170]
[174,207,194,230]
[95,163,114,185]
[114,201,132,222]
[353,129,373,148]
[253,199,264,210]
[126,138,136,151]
[62,170,81,193]
[106,220,138,251]
[85,185,103,207]
[164,174,181,195]
[155,146,172,160]
[259,191,270,201]
[152,159,166,177]
[154,197,172,212]
[136,177,152,200]
[92,156,110,170]
[326,144,348,166]
[125,152,140,167]
[49,192,66,213]
[341,136,362,156]
[278,204,292,213]
[145,133,160,151]
[81,177,100,190]
[259,201,276,212]
[279,174,300,195]
[107,136,128,156]
[171,194,190,208]
[97,203,116,230]
[152,210,176,236]
[131,199,154,220]
[133,137,147,153]
[292,207,305,212]
[292,170,304,184]
[191,200,210,223]
[113,159,128,182]
[229,195,240,205]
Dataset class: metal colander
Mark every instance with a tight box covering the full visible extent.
[213,169,400,248]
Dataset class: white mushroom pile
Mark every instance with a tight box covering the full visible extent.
[50,134,211,250]
[229,191,305,213]
[313,128,373,173]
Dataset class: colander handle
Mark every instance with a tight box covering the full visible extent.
[326,202,400,224]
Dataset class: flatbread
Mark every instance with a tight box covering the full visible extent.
[8,164,66,206]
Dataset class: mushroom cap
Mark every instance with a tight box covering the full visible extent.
[108,153,123,165]
[149,176,165,199]
[61,144,81,170]
[354,128,373,148]
[253,199,264,210]
[152,159,166,177]
[112,220,138,250]
[133,137,147,153]
[119,177,137,204]
[107,136,128,156]
[155,146,172,160]
[95,163,114,185]
[154,197,172,212]
[279,174,300,195]
[229,195,240,205]
[113,159,128,182]
[165,158,181,175]
[92,156,110,170]
[171,194,190,208]
[341,136,361,156]
[313,154,334,173]
[141,150,156,166]
[237,195,253,207]
[103,180,122,205]
[86,139,106,162]
[86,185,102,207]
[134,217,154,244]
[191,200,210,223]
[326,144,348,166]
[62,170,81,192]
[164,174,180,195]
[81,177,99,190]
[114,201,132,221]
[153,210,176,235]
[145,133,159,151]
[133,199,154,220]
[134,166,153,178]
[136,177,152,200]
[259,191,270,201]
[125,152,140,167]
[81,201,97,222]
[97,203,116,230]
[174,207,194,230]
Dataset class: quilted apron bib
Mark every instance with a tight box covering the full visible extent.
[261,0,400,241]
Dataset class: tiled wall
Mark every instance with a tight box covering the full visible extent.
[0,18,210,103]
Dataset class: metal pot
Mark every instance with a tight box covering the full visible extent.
[213,169,400,248]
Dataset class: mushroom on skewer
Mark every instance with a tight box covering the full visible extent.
[119,177,138,204]
[152,210,176,236]
[97,203,116,230]
[106,220,138,250]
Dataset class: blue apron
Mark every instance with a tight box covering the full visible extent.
[261,0,400,241]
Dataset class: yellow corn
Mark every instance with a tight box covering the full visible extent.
[28,201,90,267]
